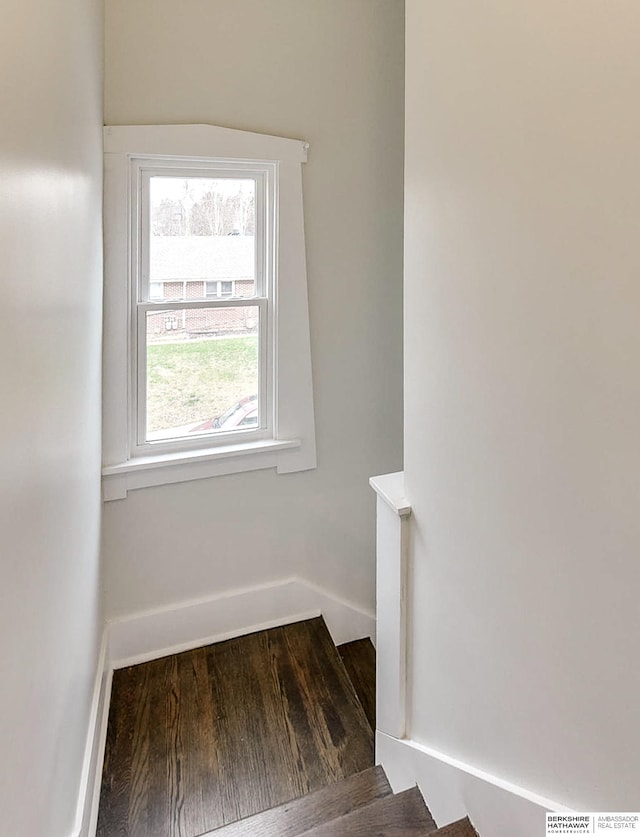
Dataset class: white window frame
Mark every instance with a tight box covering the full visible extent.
[102,124,316,500]
[132,159,270,455]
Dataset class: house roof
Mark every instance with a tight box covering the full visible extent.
[150,235,254,281]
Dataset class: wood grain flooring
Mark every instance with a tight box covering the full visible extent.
[338,638,376,730]
[97,617,374,837]
[203,765,391,837]
[293,787,437,837]
[432,818,478,837]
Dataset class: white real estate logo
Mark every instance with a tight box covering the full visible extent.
[546,813,640,834]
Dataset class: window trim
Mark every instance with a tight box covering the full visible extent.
[102,124,316,500]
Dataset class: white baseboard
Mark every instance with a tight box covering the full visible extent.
[376,732,572,837]
[70,632,109,837]
[107,576,375,669]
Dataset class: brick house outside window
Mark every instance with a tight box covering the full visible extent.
[147,235,256,338]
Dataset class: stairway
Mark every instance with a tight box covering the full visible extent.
[198,765,477,836]
[201,766,477,837]
[98,616,478,836]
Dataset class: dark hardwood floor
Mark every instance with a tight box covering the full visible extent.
[430,818,478,837]
[97,617,374,837]
[204,765,391,837]
[338,638,376,730]
[292,787,437,837]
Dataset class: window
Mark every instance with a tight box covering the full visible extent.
[102,125,316,499]
[150,282,163,300]
[206,280,235,299]
[138,167,266,449]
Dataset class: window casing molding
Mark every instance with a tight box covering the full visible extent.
[102,124,316,500]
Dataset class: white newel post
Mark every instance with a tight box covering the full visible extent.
[369,471,411,740]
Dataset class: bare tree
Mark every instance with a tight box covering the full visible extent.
[152,199,184,235]
[151,178,256,237]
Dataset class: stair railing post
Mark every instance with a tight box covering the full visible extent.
[369,472,411,740]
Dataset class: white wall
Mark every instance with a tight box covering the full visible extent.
[405,0,640,814]
[102,0,404,619]
[0,1,104,834]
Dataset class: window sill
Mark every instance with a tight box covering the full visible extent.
[102,438,301,501]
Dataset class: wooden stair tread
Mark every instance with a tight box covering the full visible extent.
[432,818,478,836]
[97,616,374,836]
[200,765,391,837]
[296,786,437,836]
[338,638,376,730]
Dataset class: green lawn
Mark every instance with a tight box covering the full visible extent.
[147,336,258,432]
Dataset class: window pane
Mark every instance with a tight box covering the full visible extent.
[145,305,260,441]
[147,176,256,301]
